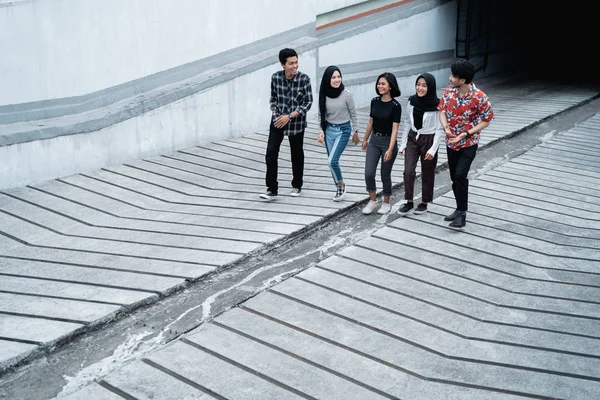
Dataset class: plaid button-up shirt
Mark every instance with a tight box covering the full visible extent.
[270,70,313,136]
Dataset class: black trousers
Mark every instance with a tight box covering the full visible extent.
[265,123,304,194]
[446,144,478,212]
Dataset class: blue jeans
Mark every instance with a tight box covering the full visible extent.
[325,122,351,185]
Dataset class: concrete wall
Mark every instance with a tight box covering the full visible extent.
[0,0,459,190]
[319,2,455,67]
[0,51,317,189]
[319,1,456,108]
[0,0,365,105]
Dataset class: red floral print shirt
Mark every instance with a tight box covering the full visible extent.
[438,82,494,150]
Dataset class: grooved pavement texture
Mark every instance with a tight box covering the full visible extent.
[1,77,600,399]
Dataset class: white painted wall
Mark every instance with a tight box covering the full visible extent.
[0,49,318,190]
[0,0,365,105]
[319,3,456,67]
[0,0,460,190]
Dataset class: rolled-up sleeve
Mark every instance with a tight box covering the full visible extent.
[269,76,277,115]
[295,75,313,116]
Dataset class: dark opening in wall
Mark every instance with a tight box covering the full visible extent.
[488,0,598,85]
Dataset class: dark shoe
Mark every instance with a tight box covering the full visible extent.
[397,202,414,216]
[444,209,459,221]
[259,191,278,200]
[448,211,466,229]
[413,203,428,215]
[333,184,346,202]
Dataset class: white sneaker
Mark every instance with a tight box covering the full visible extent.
[377,202,391,215]
[259,191,278,200]
[362,200,379,215]
[290,188,302,197]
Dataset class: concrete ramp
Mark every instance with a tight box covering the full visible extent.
[0,77,598,380]
[59,110,600,399]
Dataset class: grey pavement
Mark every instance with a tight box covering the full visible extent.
[1,75,600,399]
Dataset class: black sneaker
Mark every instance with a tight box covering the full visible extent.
[259,191,278,200]
[448,211,466,229]
[333,184,346,202]
[397,202,414,216]
[414,203,428,215]
[444,209,459,221]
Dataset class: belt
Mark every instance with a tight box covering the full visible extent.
[373,131,391,137]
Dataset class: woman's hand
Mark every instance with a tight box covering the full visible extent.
[317,131,325,144]
[384,149,394,162]
[424,152,434,161]
[361,139,368,152]
[351,131,360,145]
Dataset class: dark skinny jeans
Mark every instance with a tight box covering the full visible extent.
[365,134,398,197]
[446,144,478,211]
[265,122,305,194]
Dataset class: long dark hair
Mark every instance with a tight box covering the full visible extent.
[319,66,345,131]
[375,72,401,98]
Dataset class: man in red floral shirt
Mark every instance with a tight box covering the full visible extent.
[438,60,494,228]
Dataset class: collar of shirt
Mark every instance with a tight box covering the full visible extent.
[450,82,477,100]
[278,70,299,83]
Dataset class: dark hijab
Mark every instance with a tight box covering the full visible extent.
[319,66,345,131]
[408,73,440,129]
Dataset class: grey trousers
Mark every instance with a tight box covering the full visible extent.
[364,134,398,196]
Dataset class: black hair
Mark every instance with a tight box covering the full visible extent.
[375,72,401,98]
[279,48,298,65]
[451,59,475,83]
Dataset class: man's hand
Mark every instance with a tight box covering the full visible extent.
[448,132,468,145]
[274,114,291,129]
[443,125,452,140]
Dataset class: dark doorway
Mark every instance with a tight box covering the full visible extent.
[458,0,598,85]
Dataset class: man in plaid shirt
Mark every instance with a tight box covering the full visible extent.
[260,48,313,200]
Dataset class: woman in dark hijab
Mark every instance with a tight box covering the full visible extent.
[316,66,359,201]
[397,72,444,216]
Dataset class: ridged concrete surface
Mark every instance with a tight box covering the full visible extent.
[1,78,599,399]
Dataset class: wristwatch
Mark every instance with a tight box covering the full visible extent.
[288,114,293,120]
